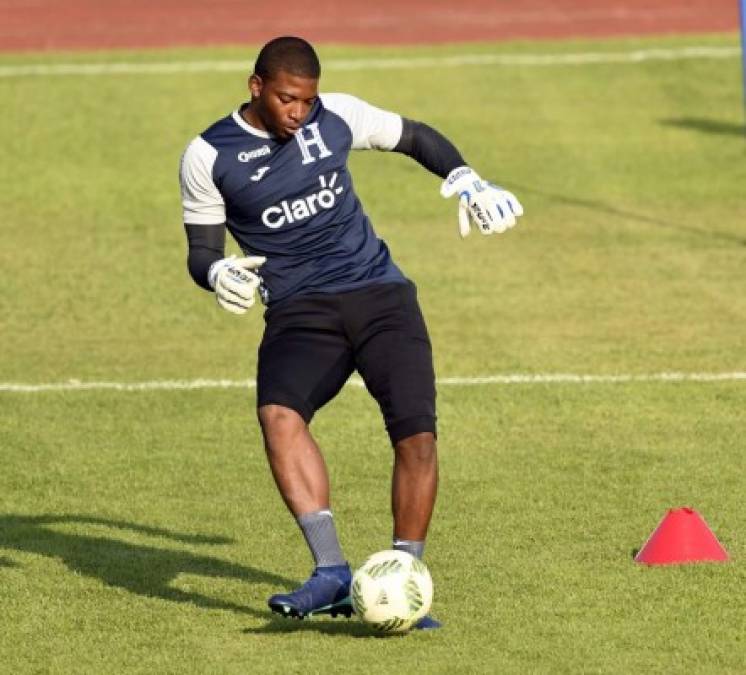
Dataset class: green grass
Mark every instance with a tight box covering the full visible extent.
[1,34,745,672]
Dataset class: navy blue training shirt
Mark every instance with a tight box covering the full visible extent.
[180,93,408,305]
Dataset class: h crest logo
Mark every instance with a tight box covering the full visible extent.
[295,122,333,165]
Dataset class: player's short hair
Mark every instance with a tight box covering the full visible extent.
[254,36,321,81]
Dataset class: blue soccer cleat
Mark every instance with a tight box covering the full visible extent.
[268,563,353,620]
[413,615,442,630]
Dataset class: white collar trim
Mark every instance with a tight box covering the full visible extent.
[232,108,272,139]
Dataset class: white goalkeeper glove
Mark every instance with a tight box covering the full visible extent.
[207,255,266,315]
[440,166,524,238]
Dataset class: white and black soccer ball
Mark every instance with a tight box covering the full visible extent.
[351,550,433,633]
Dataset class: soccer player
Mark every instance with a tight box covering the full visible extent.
[180,36,523,630]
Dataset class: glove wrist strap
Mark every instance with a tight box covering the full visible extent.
[441,166,479,198]
[207,258,229,290]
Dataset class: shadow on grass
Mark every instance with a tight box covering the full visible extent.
[0,513,295,618]
[242,616,404,639]
[660,117,746,138]
[512,182,746,247]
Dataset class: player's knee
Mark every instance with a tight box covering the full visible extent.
[257,404,306,439]
[394,432,437,464]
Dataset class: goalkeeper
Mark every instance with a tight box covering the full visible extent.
[179,36,523,630]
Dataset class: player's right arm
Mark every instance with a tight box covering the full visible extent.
[180,137,264,314]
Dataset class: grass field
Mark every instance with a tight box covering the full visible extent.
[1,34,745,672]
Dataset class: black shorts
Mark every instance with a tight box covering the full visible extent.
[256,281,436,445]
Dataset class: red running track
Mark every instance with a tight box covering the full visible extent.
[0,0,739,52]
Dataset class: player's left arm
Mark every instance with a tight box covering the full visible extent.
[321,93,523,238]
[393,119,524,238]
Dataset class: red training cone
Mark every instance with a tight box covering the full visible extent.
[634,507,729,565]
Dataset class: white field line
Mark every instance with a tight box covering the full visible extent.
[0,46,739,78]
[1,372,744,393]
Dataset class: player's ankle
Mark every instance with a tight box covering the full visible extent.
[392,538,425,559]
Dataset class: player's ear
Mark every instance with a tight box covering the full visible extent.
[249,74,263,99]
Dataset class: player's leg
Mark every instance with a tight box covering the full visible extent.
[259,405,353,618]
[258,404,330,516]
[345,281,438,538]
[346,281,441,628]
[392,433,440,629]
[256,294,355,619]
[391,431,438,543]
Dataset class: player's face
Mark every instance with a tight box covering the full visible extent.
[250,70,319,140]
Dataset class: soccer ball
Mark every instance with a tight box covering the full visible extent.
[351,550,433,633]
